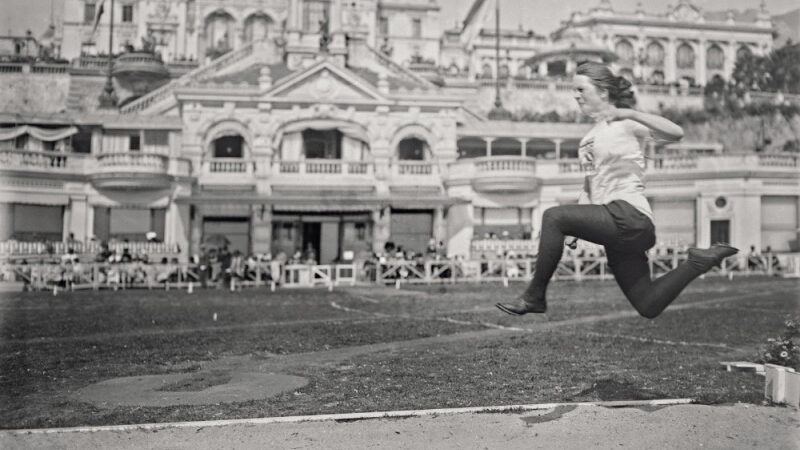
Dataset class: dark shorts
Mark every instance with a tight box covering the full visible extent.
[603,200,656,253]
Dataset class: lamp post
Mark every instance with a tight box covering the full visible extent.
[488,0,511,120]
[98,0,118,108]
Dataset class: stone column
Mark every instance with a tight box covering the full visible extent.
[433,205,445,244]
[538,62,547,77]
[372,207,391,253]
[552,139,562,160]
[486,138,493,157]
[251,204,273,255]
[665,38,677,84]
[67,196,89,243]
[165,200,191,261]
[697,40,707,85]
[0,203,12,240]
[519,138,526,156]
[190,204,202,257]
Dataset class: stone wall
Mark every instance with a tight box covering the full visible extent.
[0,73,71,114]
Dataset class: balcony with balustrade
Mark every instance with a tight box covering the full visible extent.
[90,152,175,189]
[471,156,539,192]
[269,159,376,190]
[388,160,442,190]
[0,149,93,177]
[198,158,257,189]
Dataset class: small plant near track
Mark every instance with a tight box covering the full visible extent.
[757,317,800,370]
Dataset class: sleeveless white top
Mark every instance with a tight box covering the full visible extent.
[578,119,654,222]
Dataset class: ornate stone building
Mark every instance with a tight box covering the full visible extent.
[0,0,798,261]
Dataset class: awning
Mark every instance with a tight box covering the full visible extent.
[179,193,465,210]
[276,119,370,144]
[0,125,78,142]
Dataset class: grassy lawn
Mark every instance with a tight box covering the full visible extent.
[0,277,797,429]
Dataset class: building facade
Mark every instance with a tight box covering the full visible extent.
[1,1,798,262]
[53,0,780,85]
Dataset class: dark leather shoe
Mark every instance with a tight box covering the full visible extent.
[687,244,739,272]
[496,297,547,315]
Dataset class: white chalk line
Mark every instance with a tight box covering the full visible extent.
[2,398,694,435]
[580,331,733,349]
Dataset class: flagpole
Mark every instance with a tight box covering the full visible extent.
[488,0,511,120]
[99,0,117,108]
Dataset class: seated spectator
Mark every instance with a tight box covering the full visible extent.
[120,248,133,263]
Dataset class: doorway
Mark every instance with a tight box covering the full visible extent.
[302,222,321,263]
[710,220,730,245]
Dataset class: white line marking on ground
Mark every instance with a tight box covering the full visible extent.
[581,332,733,349]
[3,398,694,435]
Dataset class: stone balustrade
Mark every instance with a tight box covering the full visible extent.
[275,160,374,175]
[0,149,90,173]
[205,158,252,173]
[394,161,435,176]
[97,152,169,171]
[475,156,536,173]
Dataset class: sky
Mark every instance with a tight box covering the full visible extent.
[1,0,798,37]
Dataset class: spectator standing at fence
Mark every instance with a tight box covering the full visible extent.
[497,62,738,319]
[747,245,764,271]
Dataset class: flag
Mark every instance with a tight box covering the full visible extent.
[91,0,106,37]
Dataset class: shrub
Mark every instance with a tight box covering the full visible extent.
[758,317,800,370]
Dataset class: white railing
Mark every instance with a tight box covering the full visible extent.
[306,160,343,174]
[0,241,180,259]
[395,161,434,175]
[275,160,373,175]
[475,156,536,173]
[206,158,251,173]
[647,155,699,171]
[759,154,798,168]
[120,40,256,113]
[0,149,91,172]
[96,152,168,171]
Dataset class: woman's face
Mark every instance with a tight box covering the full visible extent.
[573,74,609,115]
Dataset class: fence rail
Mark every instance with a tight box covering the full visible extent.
[2,254,797,291]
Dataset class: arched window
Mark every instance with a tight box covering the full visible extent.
[457,137,487,159]
[646,41,664,66]
[481,63,492,79]
[213,135,244,158]
[676,43,695,69]
[615,39,635,64]
[302,129,342,159]
[204,11,235,55]
[736,45,752,61]
[498,64,509,79]
[244,13,273,42]
[397,137,428,160]
[706,45,724,70]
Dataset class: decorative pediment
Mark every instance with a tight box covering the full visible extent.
[263,61,387,103]
[672,2,702,22]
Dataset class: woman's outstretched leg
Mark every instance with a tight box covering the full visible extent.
[608,245,739,319]
[496,204,619,315]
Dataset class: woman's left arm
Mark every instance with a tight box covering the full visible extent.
[599,108,684,142]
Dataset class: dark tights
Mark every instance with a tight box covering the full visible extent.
[522,204,705,319]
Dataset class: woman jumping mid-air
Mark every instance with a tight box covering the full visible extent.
[496,62,738,319]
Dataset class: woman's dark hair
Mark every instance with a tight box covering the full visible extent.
[576,61,636,108]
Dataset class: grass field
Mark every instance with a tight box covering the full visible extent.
[1,276,798,429]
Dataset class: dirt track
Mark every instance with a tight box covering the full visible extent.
[2,403,798,449]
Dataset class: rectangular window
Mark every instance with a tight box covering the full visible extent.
[379,17,389,35]
[412,18,421,38]
[122,5,133,23]
[84,3,96,24]
[129,134,141,151]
